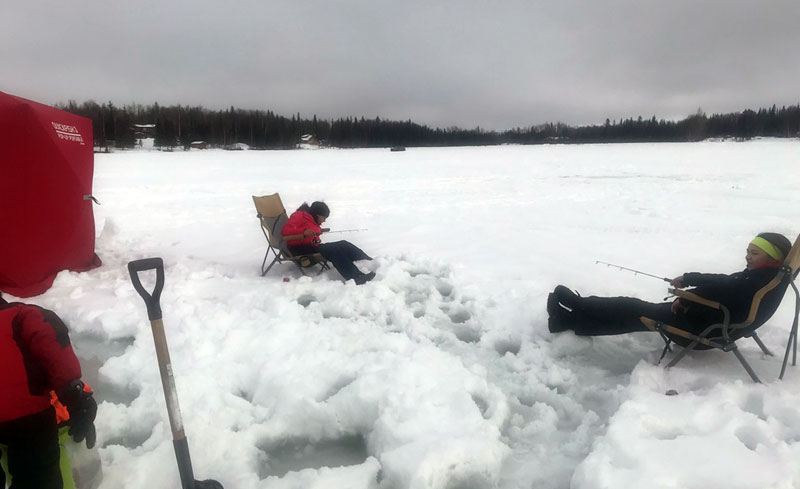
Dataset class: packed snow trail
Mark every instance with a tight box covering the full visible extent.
[15,141,800,489]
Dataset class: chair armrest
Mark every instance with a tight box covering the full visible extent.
[640,316,716,346]
[670,288,734,341]
[640,317,658,332]
[671,288,721,309]
[291,252,323,259]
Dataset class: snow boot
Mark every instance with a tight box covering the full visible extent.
[553,285,582,310]
[355,271,376,285]
[547,292,574,333]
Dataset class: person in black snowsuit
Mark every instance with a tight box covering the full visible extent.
[547,232,793,344]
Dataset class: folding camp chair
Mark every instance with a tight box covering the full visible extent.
[252,193,329,277]
[640,234,800,383]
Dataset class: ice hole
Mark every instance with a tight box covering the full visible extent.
[102,424,154,449]
[258,434,369,478]
[297,294,317,307]
[74,333,135,364]
[94,380,140,406]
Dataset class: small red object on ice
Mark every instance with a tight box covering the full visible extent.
[283,277,290,282]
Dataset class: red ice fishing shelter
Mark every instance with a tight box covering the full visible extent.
[0,91,101,298]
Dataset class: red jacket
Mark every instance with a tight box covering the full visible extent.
[282,210,322,247]
[0,302,82,423]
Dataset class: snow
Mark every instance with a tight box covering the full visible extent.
[10,140,800,488]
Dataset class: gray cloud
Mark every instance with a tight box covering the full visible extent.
[2,0,799,129]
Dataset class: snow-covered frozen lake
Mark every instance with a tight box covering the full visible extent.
[23,141,800,488]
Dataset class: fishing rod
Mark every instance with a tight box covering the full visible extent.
[595,260,671,283]
[282,228,368,242]
[319,228,368,234]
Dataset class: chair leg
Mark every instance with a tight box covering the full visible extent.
[315,260,330,276]
[263,256,279,277]
[780,286,800,380]
[656,336,672,365]
[732,346,761,383]
[666,338,762,383]
[666,339,700,368]
[261,248,275,277]
[793,284,799,368]
[780,315,799,380]
[779,326,797,380]
[751,333,773,356]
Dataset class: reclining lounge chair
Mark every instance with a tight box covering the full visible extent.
[252,193,329,277]
[640,234,800,383]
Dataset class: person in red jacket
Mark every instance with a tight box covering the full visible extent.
[282,201,375,284]
[0,292,97,489]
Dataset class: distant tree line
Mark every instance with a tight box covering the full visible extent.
[58,100,800,149]
[505,106,800,144]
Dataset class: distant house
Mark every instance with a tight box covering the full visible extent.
[299,134,319,149]
[132,123,156,139]
[190,141,208,150]
[132,123,156,149]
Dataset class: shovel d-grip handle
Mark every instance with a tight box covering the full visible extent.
[128,258,165,321]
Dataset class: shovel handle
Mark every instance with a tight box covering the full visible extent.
[128,258,165,321]
[127,258,224,489]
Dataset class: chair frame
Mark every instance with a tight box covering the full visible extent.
[640,234,800,383]
[253,194,330,277]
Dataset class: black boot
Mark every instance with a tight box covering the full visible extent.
[547,292,574,333]
[354,271,376,285]
[553,285,581,310]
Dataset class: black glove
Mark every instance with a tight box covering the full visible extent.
[56,379,98,449]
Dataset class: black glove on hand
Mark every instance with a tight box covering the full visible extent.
[56,379,98,449]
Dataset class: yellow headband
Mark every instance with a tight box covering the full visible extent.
[751,237,785,262]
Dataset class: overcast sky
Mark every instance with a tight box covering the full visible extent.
[2,1,799,130]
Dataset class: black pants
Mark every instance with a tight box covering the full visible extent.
[551,285,725,343]
[568,296,679,336]
[0,407,62,489]
[290,240,372,280]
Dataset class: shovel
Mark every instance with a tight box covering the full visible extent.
[128,257,223,489]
